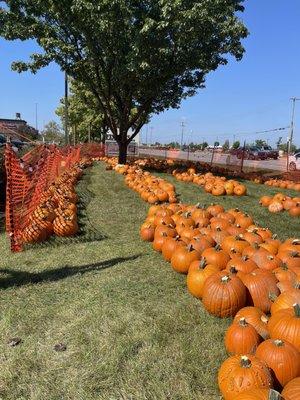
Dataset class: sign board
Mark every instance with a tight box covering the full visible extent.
[106,140,139,157]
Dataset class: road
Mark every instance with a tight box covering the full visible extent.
[139,148,288,173]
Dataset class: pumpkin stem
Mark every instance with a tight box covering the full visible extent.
[292,239,300,245]
[261,315,269,324]
[229,267,238,275]
[268,389,283,400]
[293,303,300,317]
[238,318,248,327]
[240,356,251,368]
[215,244,221,251]
[281,263,288,271]
[273,339,284,347]
[291,251,300,258]
[269,292,278,302]
[187,244,195,252]
[221,275,230,284]
[200,258,207,269]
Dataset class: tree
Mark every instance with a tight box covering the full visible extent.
[56,80,109,144]
[41,121,63,143]
[0,1,248,163]
[201,142,208,150]
[255,139,267,149]
[232,140,240,149]
[222,140,230,151]
[279,142,297,153]
[214,141,220,147]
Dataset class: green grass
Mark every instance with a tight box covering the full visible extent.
[0,163,299,400]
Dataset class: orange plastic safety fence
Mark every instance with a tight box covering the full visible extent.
[4,142,105,252]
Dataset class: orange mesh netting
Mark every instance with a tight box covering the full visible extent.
[4,142,105,252]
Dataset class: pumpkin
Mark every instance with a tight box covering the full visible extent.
[222,235,249,257]
[260,196,273,207]
[171,244,200,274]
[207,204,224,216]
[235,214,253,229]
[255,339,300,387]
[189,236,212,254]
[282,377,300,400]
[218,355,273,400]
[152,232,168,252]
[234,307,269,339]
[270,289,300,315]
[53,215,78,237]
[161,236,185,261]
[277,251,300,274]
[187,259,220,299]
[202,271,246,317]
[268,201,284,213]
[22,223,48,244]
[234,184,247,196]
[268,304,300,351]
[201,245,230,269]
[226,256,257,274]
[225,318,261,355]
[233,389,282,400]
[140,225,155,242]
[273,264,297,285]
[289,206,300,217]
[238,269,280,313]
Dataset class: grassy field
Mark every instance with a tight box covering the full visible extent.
[0,163,299,400]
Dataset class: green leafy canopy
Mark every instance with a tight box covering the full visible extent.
[0,0,248,161]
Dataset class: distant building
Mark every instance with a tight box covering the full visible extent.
[0,113,39,142]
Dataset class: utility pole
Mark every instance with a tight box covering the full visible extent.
[180,119,186,149]
[289,97,300,147]
[150,126,153,145]
[146,126,149,145]
[35,103,38,131]
[64,71,69,145]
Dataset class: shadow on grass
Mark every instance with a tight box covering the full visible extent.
[0,254,142,289]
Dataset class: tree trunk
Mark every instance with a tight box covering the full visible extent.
[118,141,128,164]
[101,130,107,144]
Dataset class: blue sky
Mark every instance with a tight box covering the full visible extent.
[0,0,299,147]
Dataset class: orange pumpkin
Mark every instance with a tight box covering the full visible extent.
[225,318,261,355]
[255,339,300,387]
[202,271,246,318]
[218,355,273,400]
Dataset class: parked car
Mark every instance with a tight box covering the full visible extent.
[230,146,267,160]
[261,145,279,159]
[289,151,300,171]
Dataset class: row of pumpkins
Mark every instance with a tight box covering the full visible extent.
[259,193,300,217]
[22,158,91,244]
[140,202,300,400]
[172,168,247,196]
[133,156,264,183]
[264,179,300,192]
[99,157,178,204]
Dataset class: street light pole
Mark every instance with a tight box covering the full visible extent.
[180,119,185,149]
[35,103,38,131]
[289,97,300,147]
[64,71,69,145]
